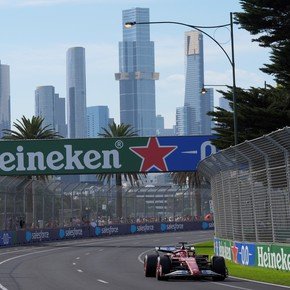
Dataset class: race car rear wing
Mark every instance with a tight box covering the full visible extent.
[155,246,176,253]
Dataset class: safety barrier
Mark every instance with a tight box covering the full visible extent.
[198,127,290,244]
[0,221,214,247]
[214,237,290,271]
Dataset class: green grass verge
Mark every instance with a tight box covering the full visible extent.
[195,241,290,287]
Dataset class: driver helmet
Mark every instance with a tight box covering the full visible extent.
[188,245,196,257]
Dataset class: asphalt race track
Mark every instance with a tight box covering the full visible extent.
[0,231,288,290]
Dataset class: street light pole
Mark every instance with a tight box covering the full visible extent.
[230,12,238,145]
[125,12,238,145]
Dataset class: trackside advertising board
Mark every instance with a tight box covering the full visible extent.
[214,237,290,271]
[0,221,214,247]
[0,136,216,176]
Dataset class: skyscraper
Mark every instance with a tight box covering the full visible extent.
[115,7,159,136]
[181,30,213,135]
[87,106,109,138]
[35,86,55,129]
[54,93,67,137]
[35,86,67,137]
[156,114,164,135]
[0,62,11,138]
[66,47,87,138]
[176,106,196,136]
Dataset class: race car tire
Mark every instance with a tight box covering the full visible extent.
[156,256,171,281]
[144,254,158,277]
[211,256,227,281]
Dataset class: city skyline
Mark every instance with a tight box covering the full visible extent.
[0,0,274,129]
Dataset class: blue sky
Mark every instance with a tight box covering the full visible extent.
[0,0,274,128]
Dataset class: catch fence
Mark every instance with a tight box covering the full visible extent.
[198,127,290,244]
[0,177,211,231]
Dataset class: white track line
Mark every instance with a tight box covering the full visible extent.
[229,276,290,289]
[212,282,255,290]
[97,279,109,284]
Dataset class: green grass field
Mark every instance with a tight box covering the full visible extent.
[195,241,290,287]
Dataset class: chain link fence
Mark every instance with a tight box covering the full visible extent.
[198,127,290,244]
[0,177,212,231]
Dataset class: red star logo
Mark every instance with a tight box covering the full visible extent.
[231,244,239,263]
[130,137,177,172]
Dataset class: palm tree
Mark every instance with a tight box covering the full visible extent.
[171,171,202,219]
[2,115,62,226]
[2,115,62,140]
[97,122,145,219]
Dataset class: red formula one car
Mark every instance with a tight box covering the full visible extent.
[144,242,228,281]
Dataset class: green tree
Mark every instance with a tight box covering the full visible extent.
[208,1,290,149]
[2,115,62,226]
[97,122,145,219]
[2,115,62,140]
[235,0,290,89]
[209,86,290,149]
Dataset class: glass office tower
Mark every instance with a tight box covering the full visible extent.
[35,86,55,129]
[35,86,67,137]
[183,30,213,135]
[87,105,109,138]
[115,7,159,136]
[0,62,11,138]
[66,47,87,138]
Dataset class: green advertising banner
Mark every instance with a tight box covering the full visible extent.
[0,135,216,176]
[215,237,290,271]
[257,244,290,271]
[214,238,233,260]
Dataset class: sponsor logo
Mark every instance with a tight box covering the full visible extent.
[59,228,83,239]
[130,137,177,172]
[95,226,119,236]
[95,227,102,236]
[231,244,239,263]
[25,231,49,242]
[59,229,65,239]
[235,242,255,266]
[202,221,214,230]
[214,238,220,256]
[161,223,184,232]
[130,225,137,233]
[215,240,232,260]
[257,246,290,271]
[131,224,155,233]
[0,232,12,246]
[0,145,121,173]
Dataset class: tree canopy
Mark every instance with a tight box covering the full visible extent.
[235,0,290,89]
[2,115,62,140]
[209,86,290,149]
[209,0,290,149]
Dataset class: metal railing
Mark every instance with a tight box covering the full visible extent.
[198,127,290,244]
[0,178,212,231]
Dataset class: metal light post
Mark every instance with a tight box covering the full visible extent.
[125,12,238,145]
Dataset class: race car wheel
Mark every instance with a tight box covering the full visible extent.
[211,256,227,281]
[156,256,171,281]
[144,254,158,277]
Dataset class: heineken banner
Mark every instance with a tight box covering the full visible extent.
[0,135,216,176]
[214,237,290,271]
